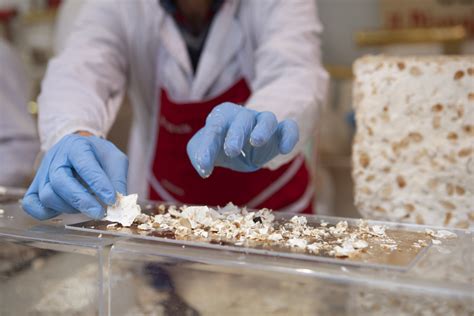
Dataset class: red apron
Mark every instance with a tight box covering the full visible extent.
[149,78,313,214]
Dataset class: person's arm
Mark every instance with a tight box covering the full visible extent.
[246,0,328,169]
[187,0,327,177]
[23,1,129,220]
[38,0,128,151]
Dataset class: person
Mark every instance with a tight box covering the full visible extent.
[22,0,328,220]
[0,38,39,187]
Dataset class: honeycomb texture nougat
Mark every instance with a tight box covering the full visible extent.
[352,55,474,229]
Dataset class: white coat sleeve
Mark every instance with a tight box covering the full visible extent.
[38,0,128,151]
[245,0,328,169]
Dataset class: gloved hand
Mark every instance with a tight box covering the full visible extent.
[187,103,299,178]
[22,134,128,220]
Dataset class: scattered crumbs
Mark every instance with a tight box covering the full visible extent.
[381,244,397,251]
[32,258,45,270]
[425,229,457,239]
[108,203,407,259]
[137,223,153,231]
[307,243,321,253]
[7,216,13,219]
[371,225,386,236]
[413,237,432,248]
[288,238,308,249]
[353,240,369,249]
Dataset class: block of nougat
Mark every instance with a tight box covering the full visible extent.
[352,55,474,229]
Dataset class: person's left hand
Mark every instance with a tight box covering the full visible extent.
[187,103,299,178]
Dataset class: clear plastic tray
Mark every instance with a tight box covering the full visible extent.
[67,211,432,271]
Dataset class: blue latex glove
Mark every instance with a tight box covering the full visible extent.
[187,103,299,178]
[22,134,128,220]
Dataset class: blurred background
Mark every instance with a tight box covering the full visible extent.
[1,0,473,217]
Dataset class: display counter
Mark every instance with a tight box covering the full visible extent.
[0,201,472,315]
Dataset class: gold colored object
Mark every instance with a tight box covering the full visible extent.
[21,9,57,25]
[27,101,38,115]
[355,25,467,47]
[324,65,353,80]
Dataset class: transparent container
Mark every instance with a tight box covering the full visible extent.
[105,215,473,316]
[0,202,114,316]
[1,200,472,315]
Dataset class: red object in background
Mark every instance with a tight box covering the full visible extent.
[0,7,17,41]
[381,0,474,37]
[48,0,62,9]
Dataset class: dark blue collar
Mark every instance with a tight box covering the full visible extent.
[159,0,223,15]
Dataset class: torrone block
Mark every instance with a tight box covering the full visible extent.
[352,55,474,229]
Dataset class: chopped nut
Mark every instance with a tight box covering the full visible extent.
[458,148,472,157]
[408,132,423,143]
[415,214,425,225]
[455,186,465,195]
[444,212,453,225]
[446,183,454,196]
[359,152,370,168]
[447,132,458,141]
[468,212,474,221]
[396,175,406,188]
[462,125,473,135]
[440,200,456,210]
[410,66,422,76]
[453,70,464,80]
[432,116,441,129]
[431,103,443,112]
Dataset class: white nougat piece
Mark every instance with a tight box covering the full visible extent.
[352,55,474,229]
[104,193,141,227]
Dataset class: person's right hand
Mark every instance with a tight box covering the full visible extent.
[22,134,128,220]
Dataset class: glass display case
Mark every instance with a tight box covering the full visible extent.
[0,201,114,315]
[105,215,472,316]
[1,201,472,315]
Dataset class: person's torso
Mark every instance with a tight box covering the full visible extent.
[121,0,261,196]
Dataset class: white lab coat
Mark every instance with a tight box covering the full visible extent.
[0,39,39,187]
[39,0,328,197]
